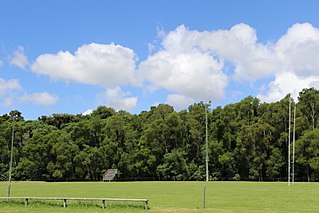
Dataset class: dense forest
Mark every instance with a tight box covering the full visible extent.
[1,88,319,182]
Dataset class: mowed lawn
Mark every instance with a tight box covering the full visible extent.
[0,181,318,212]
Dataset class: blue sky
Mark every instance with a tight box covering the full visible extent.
[1,0,319,120]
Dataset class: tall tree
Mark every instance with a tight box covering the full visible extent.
[298,88,319,130]
[296,128,319,181]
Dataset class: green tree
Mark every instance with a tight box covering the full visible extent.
[298,88,319,130]
[157,149,189,180]
[296,128,319,181]
[47,130,79,180]
[16,121,57,180]
[91,106,115,119]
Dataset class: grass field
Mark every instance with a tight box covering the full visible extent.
[0,181,319,212]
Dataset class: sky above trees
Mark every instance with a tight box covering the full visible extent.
[1,0,319,119]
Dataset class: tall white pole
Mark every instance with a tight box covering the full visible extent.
[288,98,291,186]
[8,116,15,197]
[205,103,209,182]
[292,104,296,185]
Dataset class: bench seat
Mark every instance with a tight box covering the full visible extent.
[0,196,149,209]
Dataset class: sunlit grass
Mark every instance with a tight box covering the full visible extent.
[0,181,318,212]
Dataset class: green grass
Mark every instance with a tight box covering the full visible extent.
[0,181,319,212]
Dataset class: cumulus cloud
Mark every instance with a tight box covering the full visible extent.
[166,94,194,111]
[204,24,280,81]
[140,50,227,102]
[9,46,29,69]
[0,78,59,107]
[139,24,284,107]
[140,25,228,104]
[160,24,280,81]
[258,73,319,103]
[0,78,22,95]
[28,25,281,108]
[82,109,93,116]
[276,23,319,76]
[102,87,137,111]
[257,23,319,102]
[31,43,138,87]
[158,22,319,103]
[28,22,319,107]
[19,92,59,106]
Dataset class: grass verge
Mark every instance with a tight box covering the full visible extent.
[0,181,318,212]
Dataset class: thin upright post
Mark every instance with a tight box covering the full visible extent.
[205,102,210,182]
[288,98,291,186]
[292,104,297,185]
[203,184,206,208]
[8,116,15,197]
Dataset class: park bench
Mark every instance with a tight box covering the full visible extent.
[0,196,149,210]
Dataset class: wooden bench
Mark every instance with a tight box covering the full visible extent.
[0,196,149,210]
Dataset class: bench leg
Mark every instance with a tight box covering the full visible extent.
[63,199,67,208]
[145,201,148,210]
[102,200,106,208]
[25,198,29,207]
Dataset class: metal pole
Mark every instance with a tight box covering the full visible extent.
[205,102,209,182]
[288,98,291,186]
[292,104,296,185]
[8,116,15,197]
[203,184,206,208]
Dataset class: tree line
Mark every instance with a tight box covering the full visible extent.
[1,88,319,181]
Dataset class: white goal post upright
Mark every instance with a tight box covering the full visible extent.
[292,104,296,185]
[288,98,291,186]
[205,101,211,182]
[288,97,297,186]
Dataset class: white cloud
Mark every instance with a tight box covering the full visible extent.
[28,23,319,108]
[208,24,280,80]
[257,72,319,102]
[166,94,194,111]
[276,23,319,77]
[103,87,137,111]
[19,92,59,106]
[82,109,93,116]
[140,26,228,103]
[0,78,22,95]
[161,24,280,81]
[166,22,319,103]
[0,78,21,107]
[9,46,29,69]
[140,50,227,102]
[0,78,59,107]
[31,43,138,87]
[140,24,285,106]
[2,97,12,107]
[258,23,319,102]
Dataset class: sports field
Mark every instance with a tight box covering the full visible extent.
[0,181,318,212]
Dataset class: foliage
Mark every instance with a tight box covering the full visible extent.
[1,88,319,181]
